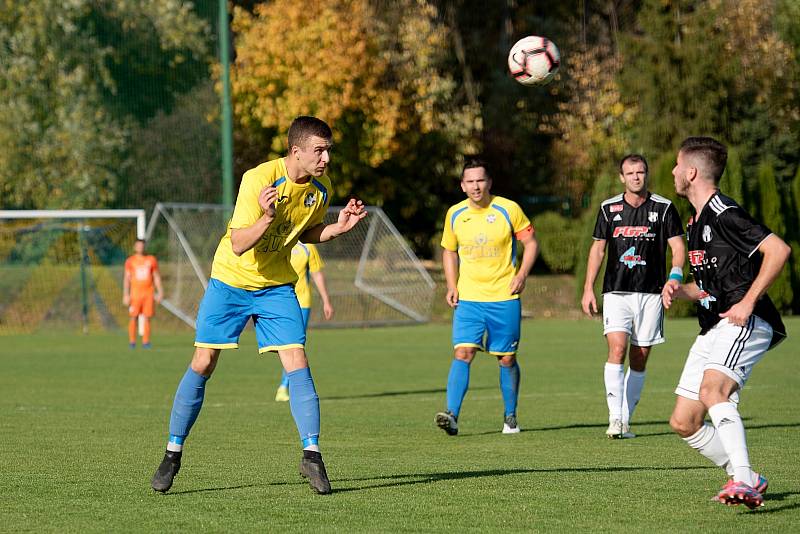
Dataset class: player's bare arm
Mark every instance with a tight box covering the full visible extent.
[301,198,367,243]
[509,230,538,295]
[581,239,606,316]
[310,270,334,320]
[154,270,164,304]
[442,249,459,308]
[662,234,687,301]
[123,270,131,306]
[662,280,703,309]
[230,186,279,256]
[719,234,791,326]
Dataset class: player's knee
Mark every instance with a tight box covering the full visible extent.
[669,412,698,437]
[190,348,219,377]
[628,349,648,371]
[606,347,625,364]
[698,386,728,409]
[497,354,516,367]
[454,347,476,363]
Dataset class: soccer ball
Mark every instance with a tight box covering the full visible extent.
[507,35,560,86]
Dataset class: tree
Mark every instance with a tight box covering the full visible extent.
[0,0,210,209]
[757,161,793,311]
[230,0,479,253]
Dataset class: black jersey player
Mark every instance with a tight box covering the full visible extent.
[582,154,685,438]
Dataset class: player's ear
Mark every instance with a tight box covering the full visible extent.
[619,173,625,184]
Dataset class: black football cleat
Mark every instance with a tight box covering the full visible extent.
[299,451,332,494]
[151,450,181,493]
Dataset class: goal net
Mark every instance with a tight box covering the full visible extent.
[0,210,146,334]
[146,202,436,328]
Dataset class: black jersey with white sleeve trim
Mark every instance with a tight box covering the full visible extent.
[592,192,684,294]
[686,192,786,347]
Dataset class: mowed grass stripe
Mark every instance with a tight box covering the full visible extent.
[1,318,798,532]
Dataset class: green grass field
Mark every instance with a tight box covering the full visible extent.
[3,318,799,532]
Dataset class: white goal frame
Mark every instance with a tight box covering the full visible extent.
[0,209,146,238]
[145,202,436,328]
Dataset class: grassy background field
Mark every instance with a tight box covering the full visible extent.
[2,318,799,532]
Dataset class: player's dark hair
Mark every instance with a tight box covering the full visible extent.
[461,157,490,180]
[135,238,146,244]
[287,116,332,150]
[679,137,728,183]
[619,154,648,174]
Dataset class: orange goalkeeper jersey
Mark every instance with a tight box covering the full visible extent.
[125,254,159,295]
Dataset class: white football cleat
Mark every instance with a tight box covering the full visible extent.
[502,414,521,434]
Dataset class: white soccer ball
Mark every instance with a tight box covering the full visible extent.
[507,35,560,86]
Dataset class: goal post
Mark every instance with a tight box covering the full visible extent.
[0,209,146,334]
[146,202,436,328]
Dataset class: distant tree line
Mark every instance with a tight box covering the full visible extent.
[1,1,799,312]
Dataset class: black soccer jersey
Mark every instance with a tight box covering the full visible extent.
[686,192,786,347]
[593,192,684,294]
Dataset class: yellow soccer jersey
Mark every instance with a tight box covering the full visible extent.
[290,242,324,308]
[210,158,331,290]
[441,196,532,302]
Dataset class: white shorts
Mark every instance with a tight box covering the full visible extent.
[675,315,773,403]
[602,292,664,347]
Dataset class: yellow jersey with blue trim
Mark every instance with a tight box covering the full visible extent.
[290,242,324,308]
[210,158,331,290]
[441,196,532,302]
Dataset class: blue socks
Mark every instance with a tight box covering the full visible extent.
[279,370,289,388]
[168,367,209,447]
[499,361,520,417]
[287,367,320,448]
[446,359,471,417]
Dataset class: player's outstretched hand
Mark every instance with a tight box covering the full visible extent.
[662,279,680,309]
[446,287,459,308]
[336,198,367,233]
[581,289,597,317]
[509,273,527,295]
[719,299,754,327]
[258,186,278,220]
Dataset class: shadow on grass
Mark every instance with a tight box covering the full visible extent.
[457,418,799,438]
[161,464,715,496]
[456,420,668,437]
[323,386,493,401]
[327,465,718,494]
[755,491,800,514]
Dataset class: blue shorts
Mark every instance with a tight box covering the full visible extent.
[195,278,306,353]
[300,307,310,331]
[452,299,521,356]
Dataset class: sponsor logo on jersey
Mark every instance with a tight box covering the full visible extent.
[702,225,712,242]
[475,233,488,245]
[689,250,706,266]
[612,226,651,238]
[697,281,717,309]
[613,214,622,221]
[304,192,317,207]
[610,204,623,212]
[486,214,496,224]
[648,211,658,222]
[619,246,647,268]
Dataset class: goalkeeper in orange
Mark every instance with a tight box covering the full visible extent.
[123,239,163,348]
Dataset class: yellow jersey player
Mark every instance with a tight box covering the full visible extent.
[150,116,366,495]
[275,242,334,402]
[435,158,539,436]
